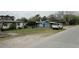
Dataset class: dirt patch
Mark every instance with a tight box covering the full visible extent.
[64,26,75,29]
[0,34,47,47]
[7,33,18,36]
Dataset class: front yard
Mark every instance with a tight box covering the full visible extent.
[0,28,64,40]
[6,28,63,35]
[1,24,76,39]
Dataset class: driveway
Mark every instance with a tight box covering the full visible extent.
[0,26,79,48]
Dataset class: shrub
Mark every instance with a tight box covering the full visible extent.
[27,21,36,28]
[9,23,16,30]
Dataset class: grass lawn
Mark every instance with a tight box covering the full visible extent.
[5,28,64,36]
[0,28,64,42]
[0,29,63,43]
[0,28,64,40]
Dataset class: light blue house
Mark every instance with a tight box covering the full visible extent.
[36,19,50,28]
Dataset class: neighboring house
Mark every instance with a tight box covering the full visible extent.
[0,15,26,30]
[16,21,26,29]
[36,19,59,28]
[36,19,50,28]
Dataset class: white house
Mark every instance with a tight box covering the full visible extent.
[0,15,26,30]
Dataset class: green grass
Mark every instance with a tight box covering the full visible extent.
[5,28,63,36]
[0,28,64,40]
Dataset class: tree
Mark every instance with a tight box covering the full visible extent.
[29,14,41,22]
[16,17,28,22]
[55,11,64,20]
[27,21,36,28]
[75,16,79,24]
[42,16,48,21]
[9,23,16,30]
[69,15,79,25]
[48,14,58,22]
[55,11,78,25]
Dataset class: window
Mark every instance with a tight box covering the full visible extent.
[3,23,7,26]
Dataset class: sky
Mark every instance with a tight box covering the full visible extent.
[0,11,79,20]
[0,11,57,19]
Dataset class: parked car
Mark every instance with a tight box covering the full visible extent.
[51,23,63,30]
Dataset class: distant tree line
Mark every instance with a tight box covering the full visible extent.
[16,11,79,28]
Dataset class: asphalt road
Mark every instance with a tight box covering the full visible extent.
[29,26,79,48]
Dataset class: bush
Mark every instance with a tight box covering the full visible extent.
[27,21,36,28]
[9,23,16,30]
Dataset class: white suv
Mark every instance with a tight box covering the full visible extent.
[51,23,63,29]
